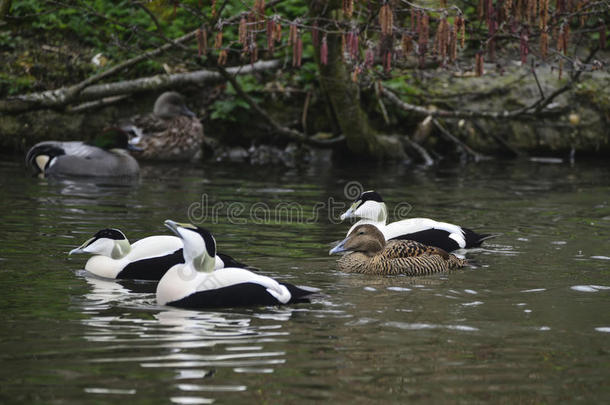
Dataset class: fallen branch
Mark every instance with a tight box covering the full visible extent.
[0,60,280,114]
[432,118,489,162]
[381,86,563,120]
[403,137,434,166]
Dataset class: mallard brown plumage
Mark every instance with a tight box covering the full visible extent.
[124,92,204,161]
[329,224,467,276]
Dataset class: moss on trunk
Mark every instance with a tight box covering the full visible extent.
[309,2,404,161]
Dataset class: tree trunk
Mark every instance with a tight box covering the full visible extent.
[308,2,404,160]
[0,0,11,22]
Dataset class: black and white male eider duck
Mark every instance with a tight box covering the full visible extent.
[156,220,316,308]
[69,228,251,281]
[340,190,495,252]
[25,128,139,178]
[330,224,467,275]
[122,91,205,161]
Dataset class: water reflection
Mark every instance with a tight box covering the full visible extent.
[77,271,310,402]
[2,157,610,403]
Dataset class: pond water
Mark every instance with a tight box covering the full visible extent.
[0,155,609,403]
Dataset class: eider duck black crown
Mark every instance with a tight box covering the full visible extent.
[358,190,384,203]
[93,228,126,241]
[196,226,217,258]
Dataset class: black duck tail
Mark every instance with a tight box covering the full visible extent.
[463,228,500,248]
[281,283,319,304]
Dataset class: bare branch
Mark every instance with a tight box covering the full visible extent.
[403,137,434,166]
[0,61,280,114]
[432,118,488,162]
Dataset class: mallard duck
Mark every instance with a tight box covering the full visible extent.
[69,228,252,281]
[329,224,467,275]
[123,91,204,161]
[156,220,316,308]
[341,190,495,252]
[25,128,139,178]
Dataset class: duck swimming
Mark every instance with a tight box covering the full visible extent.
[25,128,139,178]
[123,91,204,161]
[69,228,251,281]
[341,190,495,252]
[330,224,467,276]
[156,220,316,308]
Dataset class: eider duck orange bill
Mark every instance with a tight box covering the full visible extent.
[69,228,252,281]
[156,220,317,308]
[330,224,467,276]
[341,190,498,252]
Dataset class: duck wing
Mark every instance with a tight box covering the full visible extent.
[381,240,450,260]
[377,254,467,276]
[47,152,138,177]
[128,116,204,161]
[169,281,315,308]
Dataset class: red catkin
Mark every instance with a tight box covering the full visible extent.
[238,17,247,47]
[321,36,328,65]
[289,21,297,46]
[196,28,207,57]
[384,51,392,72]
[520,28,529,64]
[312,21,319,47]
[266,19,274,53]
[365,46,374,67]
[475,52,484,76]
[214,30,223,50]
[293,34,302,67]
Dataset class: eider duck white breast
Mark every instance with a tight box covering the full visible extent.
[341,189,496,252]
[156,220,316,308]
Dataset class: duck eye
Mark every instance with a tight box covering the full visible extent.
[357,231,364,235]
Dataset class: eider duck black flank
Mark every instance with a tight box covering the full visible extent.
[330,224,467,275]
[156,220,316,308]
[341,190,496,252]
[69,228,251,281]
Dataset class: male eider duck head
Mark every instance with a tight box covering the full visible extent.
[154,91,196,119]
[340,190,388,223]
[330,224,385,256]
[70,228,131,259]
[163,220,217,273]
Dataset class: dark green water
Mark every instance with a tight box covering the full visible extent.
[1,156,609,404]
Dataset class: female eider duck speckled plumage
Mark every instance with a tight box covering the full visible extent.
[122,91,204,161]
[156,220,316,308]
[25,128,139,178]
[341,190,496,252]
[330,224,467,276]
[69,228,251,281]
